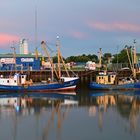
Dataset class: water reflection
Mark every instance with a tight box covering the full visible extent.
[0,92,78,113]
[0,92,78,140]
[88,91,140,134]
[0,91,140,140]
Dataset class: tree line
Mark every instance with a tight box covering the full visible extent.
[52,48,134,65]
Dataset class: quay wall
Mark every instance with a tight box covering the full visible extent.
[0,70,134,83]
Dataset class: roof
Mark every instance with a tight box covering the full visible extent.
[0,53,47,58]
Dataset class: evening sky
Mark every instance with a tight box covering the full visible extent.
[0,0,140,57]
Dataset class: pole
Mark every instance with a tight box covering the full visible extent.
[56,37,61,77]
[98,48,102,69]
[35,6,38,60]
[133,40,137,78]
[41,41,59,80]
[11,46,17,72]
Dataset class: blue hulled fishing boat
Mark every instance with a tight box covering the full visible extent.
[90,41,140,91]
[89,71,140,90]
[0,73,79,92]
[0,40,79,92]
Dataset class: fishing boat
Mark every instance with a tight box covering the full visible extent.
[89,71,140,90]
[0,73,79,92]
[0,39,79,92]
[89,41,140,90]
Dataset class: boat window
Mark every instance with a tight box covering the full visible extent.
[7,80,9,83]
[61,78,64,83]
[127,77,130,80]
[108,75,111,82]
[14,80,16,83]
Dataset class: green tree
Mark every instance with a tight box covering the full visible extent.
[112,48,131,63]
[52,55,66,63]
[88,54,98,62]
[52,55,58,63]
[102,53,112,64]
[66,54,98,63]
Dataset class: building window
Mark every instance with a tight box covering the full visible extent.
[14,80,16,83]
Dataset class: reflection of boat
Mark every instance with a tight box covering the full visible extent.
[89,90,140,97]
[89,90,140,133]
[0,91,77,99]
[0,92,78,110]
[0,40,79,92]
[89,91,105,97]
[0,91,78,140]
[25,92,77,100]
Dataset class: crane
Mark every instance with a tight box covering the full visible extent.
[41,41,60,80]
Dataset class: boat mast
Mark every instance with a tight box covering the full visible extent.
[59,52,70,77]
[125,46,133,72]
[133,39,137,78]
[35,5,38,60]
[56,36,61,78]
[41,41,59,80]
[11,46,17,73]
[125,40,137,79]
[56,36,70,77]
[98,48,102,68]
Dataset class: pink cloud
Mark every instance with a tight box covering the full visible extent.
[87,20,140,32]
[69,31,88,39]
[0,34,19,46]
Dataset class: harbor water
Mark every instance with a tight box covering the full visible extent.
[0,83,140,140]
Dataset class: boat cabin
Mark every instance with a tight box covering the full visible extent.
[96,72,116,85]
[0,73,28,86]
[96,71,135,85]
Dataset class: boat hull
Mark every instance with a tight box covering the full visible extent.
[89,82,140,90]
[0,78,79,92]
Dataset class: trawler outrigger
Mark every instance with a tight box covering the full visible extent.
[0,39,79,92]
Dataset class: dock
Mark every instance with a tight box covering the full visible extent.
[0,69,134,83]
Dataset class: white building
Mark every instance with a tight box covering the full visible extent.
[19,39,29,54]
[85,61,96,70]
